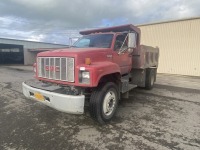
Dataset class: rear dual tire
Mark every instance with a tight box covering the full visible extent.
[145,68,156,90]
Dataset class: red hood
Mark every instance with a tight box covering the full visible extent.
[37,47,112,64]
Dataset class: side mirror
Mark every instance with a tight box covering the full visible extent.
[128,33,137,49]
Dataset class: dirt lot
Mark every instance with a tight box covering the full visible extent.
[0,65,200,150]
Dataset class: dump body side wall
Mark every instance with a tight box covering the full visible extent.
[132,45,159,69]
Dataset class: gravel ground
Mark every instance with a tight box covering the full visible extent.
[0,65,200,150]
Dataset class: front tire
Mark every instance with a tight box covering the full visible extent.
[89,82,119,124]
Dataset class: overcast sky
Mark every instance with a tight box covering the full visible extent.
[0,0,200,44]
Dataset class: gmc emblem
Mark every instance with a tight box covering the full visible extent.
[45,66,60,72]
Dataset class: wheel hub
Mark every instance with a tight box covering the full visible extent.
[103,91,116,116]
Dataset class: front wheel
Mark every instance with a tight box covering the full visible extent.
[89,82,119,124]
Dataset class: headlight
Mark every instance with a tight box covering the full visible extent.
[82,71,90,78]
[80,71,90,84]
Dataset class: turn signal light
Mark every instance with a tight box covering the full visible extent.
[85,58,91,65]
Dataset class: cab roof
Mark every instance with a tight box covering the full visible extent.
[80,24,140,35]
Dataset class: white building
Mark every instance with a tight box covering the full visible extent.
[138,17,200,76]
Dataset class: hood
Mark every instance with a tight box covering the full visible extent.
[37,47,111,64]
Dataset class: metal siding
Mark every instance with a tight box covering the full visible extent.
[0,38,67,65]
[0,38,67,49]
[138,19,200,76]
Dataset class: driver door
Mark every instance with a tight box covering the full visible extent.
[112,33,132,75]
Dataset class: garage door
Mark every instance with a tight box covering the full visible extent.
[0,44,24,64]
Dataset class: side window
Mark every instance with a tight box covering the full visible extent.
[114,34,128,51]
[75,39,90,47]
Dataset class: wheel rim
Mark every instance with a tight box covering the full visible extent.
[103,90,116,116]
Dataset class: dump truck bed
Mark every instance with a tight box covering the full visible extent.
[132,45,159,69]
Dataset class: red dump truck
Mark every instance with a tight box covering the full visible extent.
[22,24,159,124]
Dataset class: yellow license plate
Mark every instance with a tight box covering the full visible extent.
[34,92,44,101]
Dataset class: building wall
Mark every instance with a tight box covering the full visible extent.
[24,49,38,65]
[0,38,67,49]
[0,38,67,65]
[138,18,200,76]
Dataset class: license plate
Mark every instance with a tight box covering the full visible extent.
[34,92,44,101]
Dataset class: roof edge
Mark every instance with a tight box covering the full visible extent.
[137,16,200,27]
[0,37,67,46]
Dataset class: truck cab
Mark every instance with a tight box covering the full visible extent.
[22,24,159,124]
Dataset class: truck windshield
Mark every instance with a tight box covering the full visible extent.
[73,34,113,48]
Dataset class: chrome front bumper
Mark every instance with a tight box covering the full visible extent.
[22,82,85,114]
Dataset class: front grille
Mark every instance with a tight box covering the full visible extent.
[37,57,74,82]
